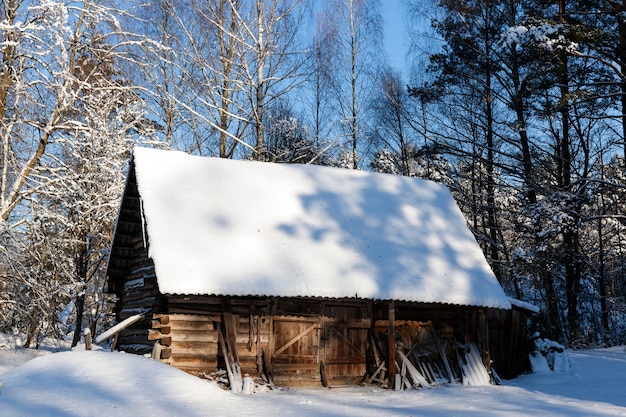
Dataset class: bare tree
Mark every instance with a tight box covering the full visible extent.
[138,0,307,160]
[370,69,416,176]
[234,0,308,160]
[319,0,382,168]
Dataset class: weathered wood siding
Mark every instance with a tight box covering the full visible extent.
[487,307,531,379]
[144,298,505,387]
[149,299,371,386]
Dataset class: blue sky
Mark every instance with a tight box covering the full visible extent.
[382,0,409,75]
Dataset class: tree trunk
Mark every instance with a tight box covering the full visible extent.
[557,0,580,343]
[71,292,86,348]
[350,0,358,169]
[483,18,500,282]
[255,0,265,161]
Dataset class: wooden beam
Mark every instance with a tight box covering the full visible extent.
[222,300,239,362]
[388,300,396,389]
[221,299,243,392]
[95,313,145,344]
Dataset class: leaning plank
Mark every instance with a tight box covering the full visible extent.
[396,349,430,388]
[219,331,242,393]
[95,314,145,344]
[426,321,455,384]
[467,343,491,385]
[368,362,387,384]
[457,343,490,386]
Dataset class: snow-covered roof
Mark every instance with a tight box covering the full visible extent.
[131,147,511,309]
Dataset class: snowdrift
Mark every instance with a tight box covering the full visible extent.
[1,346,626,417]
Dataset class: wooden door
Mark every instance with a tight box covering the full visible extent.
[321,305,370,385]
[270,317,321,386]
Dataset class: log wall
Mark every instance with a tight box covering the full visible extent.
[150,313,271,376]
[115,234,160,354]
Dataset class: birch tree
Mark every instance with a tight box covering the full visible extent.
[319,0,382,168]
[234,0,308,160]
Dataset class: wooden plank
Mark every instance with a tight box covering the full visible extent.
[121,297,156,310]
[167,356,218,370]
[167,355,216,365]
[151,321,171,333]
[272,354,319,362]
[254,315,264,379]
[322,318,371,328]
[169,320,215,332]
[427,321,455,384]
[323,357,366,365]
[397,349,429,387]
[326,326,366,357]
[95,314,145,344]
[222,309,239,362]
[219,331,243,393]
[368,361,387,384]
[266,317,275,378]
[152,314,170,324]
[170,330,219,343]
[170,341,218,356]
[388,301,396,389]
[148,329,166,340]
[271,362,319,371]
[168,313,217,322]
[274,323,318,356]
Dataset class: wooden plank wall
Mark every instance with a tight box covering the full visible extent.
[148,307,371,386]
[144,298,516,386]
[487,307,531,379]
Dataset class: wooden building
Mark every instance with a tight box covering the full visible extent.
[106,147,531,389]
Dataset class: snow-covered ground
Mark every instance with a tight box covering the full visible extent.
[0,336,625,417]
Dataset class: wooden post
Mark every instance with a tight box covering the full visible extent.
[151,341,163,360]
[222,300,240,362]
[477,310,491,375]
[388,300,396,389]
[266,316,274,379]
[111,332,119,352]
[222,299,243,392]
[84,328,92,351]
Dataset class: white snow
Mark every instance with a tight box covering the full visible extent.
[508,297,540,313]
[1,342,625,416]
[130,147,511,309]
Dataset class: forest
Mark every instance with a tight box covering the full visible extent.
[0,0,624,350]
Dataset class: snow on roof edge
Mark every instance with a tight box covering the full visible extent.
[508,297,540,313]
